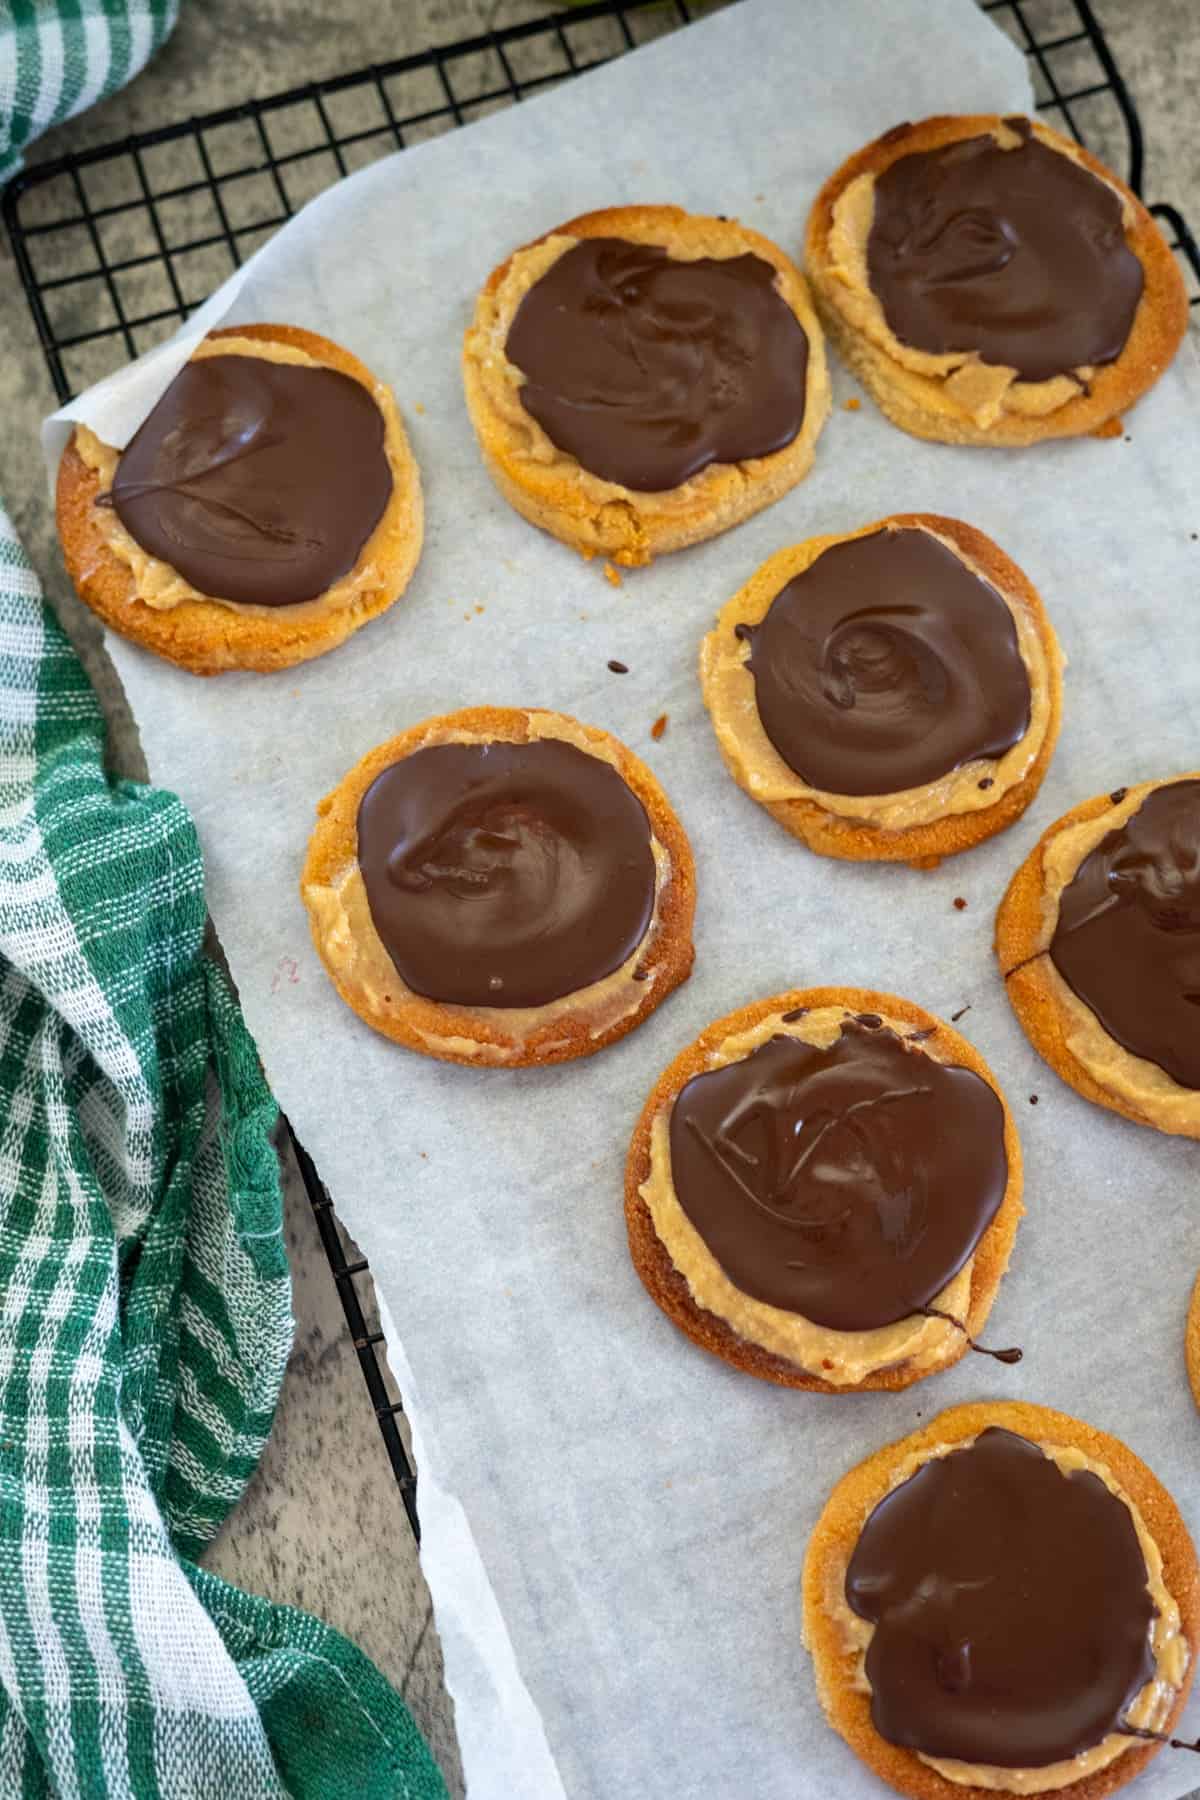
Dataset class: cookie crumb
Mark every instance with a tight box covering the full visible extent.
[953,896,968,911]
[475,604,484,614]
[651,713,668,741]
[1029,1094,1039,1106]
[950,1004,971,1023]
[1090,416,1123,440]
[843,396,861,412]
[608,659,629,674]
[603,562,623,588]
[414,401,425,415]
[978,776,994,790]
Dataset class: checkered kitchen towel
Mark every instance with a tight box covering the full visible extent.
[0,0,179,183]
[0,515,450,1799]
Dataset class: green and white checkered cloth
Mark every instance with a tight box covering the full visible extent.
[0,0,179,183]
[0,514,450,1799]
[0,13,450,1795]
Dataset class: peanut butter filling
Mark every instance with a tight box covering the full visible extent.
[701,522,1057,832]
[303,711,674,1063]
[639,1005,990,1385]
[822,120,1136,429]
[74,334,415,617]
[821,1435,1187,1792]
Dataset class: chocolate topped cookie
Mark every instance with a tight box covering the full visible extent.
[804,1402,1199,1800]
[997,773,1200,1137]
[302,707,695,1067]
[806,116,1187,447]
[463,205,829,567]
[504,237,809,492]
[625,989,1023,1392]
[56,324,423,674]
[701,515,1062,866]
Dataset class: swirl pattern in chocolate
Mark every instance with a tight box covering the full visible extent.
[866,120,1144,383]
[357,738,656,1009]
[667,1020,1007,1332]
[504,237,809,492]
[845,1427,1157,1767]
[738,528,1030,796]
[1050,780,1200,1088]
[109,354,393,606]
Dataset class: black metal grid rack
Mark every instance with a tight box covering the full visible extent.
[5,0,1199,1541]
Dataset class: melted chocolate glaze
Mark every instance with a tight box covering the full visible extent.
[867,119,1144,383]
[668,1020,1007,1332]
[1050,780,1200,1088]
[740,528,1030,796]
[504,236,809,492]
[846,1428,1158,1767]
[357,737,656,1010]
[109,354,393,606]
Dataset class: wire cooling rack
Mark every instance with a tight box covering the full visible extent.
[5,0,1199,1540]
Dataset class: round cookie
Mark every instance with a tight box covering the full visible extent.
[805,114,1187,447]
[1187,1273,1200,1416]
[624,988,1023,1392]
[996,773,1200,1138]
[463,204,830,567]
[802,1401,1199,1800]
[56,323,423,674]
[700,513,1062,866]
[302,705,695,1067]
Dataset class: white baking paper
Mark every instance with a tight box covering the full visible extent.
[44,3,1200,1795]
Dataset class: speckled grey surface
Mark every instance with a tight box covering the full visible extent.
[0,6,1196,1797]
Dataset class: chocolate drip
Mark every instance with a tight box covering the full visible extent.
[1117,1725,1200,1752]
[668,1021,1007,1333]
[916,1304,1022,1364]
[846,1428,1158,1767]
[357,737,655,1010]
[867,124,1144,382]
[110,354,393,606]
[739,529,1030,796]
[505,237,809,492]
[1050,780,1200,1088]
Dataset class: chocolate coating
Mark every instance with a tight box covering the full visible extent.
[357,738,656,1009]
[504,236,809,491]
[740,528,1030,796]
[846,1427,1157,1767]
[110,354,393,605]
[667,1020,1007,1332]
[867,121,1144,383]
[1050,780,1200,1088]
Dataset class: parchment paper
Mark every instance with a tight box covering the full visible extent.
[44,3,1200,1794]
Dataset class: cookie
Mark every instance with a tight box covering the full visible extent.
[302,706,695,1067]
[56,323,423,674]
[463,204,830,567]
[805,115,1187,447]
[700,513,1062,866]
[1186,1273,1200,1416]
[996,774,1200,1138]
[624,988,1023,1392]
[803,1401,1199,1800]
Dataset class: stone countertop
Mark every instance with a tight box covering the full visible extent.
[0,5,1196,1797]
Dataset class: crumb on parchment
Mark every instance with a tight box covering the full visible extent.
[603,562,623,588]
[843,397,861,412]
[651,714,668,741]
